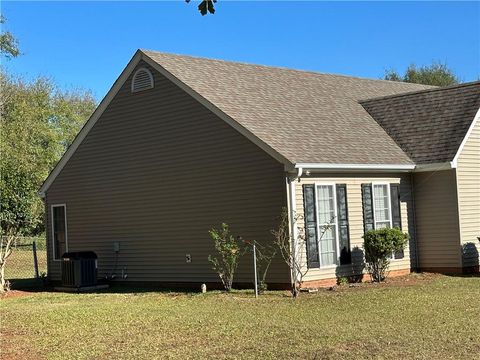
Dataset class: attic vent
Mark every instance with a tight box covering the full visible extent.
[131,68,154,93]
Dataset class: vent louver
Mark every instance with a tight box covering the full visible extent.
[131,68,154,93]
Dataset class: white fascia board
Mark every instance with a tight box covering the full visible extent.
[451,106,480,168]
[294,163,415,172]
[38,50,144,198]
[413,162,453,173]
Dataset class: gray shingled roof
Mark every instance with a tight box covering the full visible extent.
[144,50,433,165]
[361,82,480,165]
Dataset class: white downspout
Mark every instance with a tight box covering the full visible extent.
[287,167,302,288]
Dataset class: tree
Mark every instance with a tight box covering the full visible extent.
[273,207,336,298]
[384,62,459,87]
[0,72,96,292]
[0,15,20,58]
[186,0,217,16]
[272,208,307,298]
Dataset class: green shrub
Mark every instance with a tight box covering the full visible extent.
[363,228,409,282]
[208,223,245,292]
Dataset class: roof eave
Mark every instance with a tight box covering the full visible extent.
[38,50,146,199]
[141,53,293,168]
[38,50,295,198]
[294,163,415,173]
[413,162,455,173]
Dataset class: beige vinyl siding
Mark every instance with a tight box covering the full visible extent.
[45,61,290,284]
[294,173,414,283]
[413,170,461,269]
[457,118,480,267]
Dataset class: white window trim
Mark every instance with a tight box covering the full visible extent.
[314,182,341,268]
[371,183,402,261]
[371,182,393,230]
[51,204,68,261]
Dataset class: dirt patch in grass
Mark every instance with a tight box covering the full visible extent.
[384,272,442,285]
[0,290,38,300]
[1,328,44,360]
[319,272,443,294]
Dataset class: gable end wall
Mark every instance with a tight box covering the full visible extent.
[45,61,290,285]
[457,117,480,270]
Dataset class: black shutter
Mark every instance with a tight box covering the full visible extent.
[390,183,404,259]
[390,184,402,229]
[303,184,320,268]
[336,184,351,265]
[361,184,375,233]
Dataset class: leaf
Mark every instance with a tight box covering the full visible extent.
[198,1,208,15]
[198,0,215,16]
[208,0,217,14]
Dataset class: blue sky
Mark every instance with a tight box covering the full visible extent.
[2,1,479,101]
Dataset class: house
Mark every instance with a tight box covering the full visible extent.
[39,50,480,288]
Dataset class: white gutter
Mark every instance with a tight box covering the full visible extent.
[295,163,415,172]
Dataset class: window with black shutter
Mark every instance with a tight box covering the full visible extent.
[303,183,351,268]
[362,183,404,260]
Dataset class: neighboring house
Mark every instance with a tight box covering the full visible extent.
[38,50,480,288]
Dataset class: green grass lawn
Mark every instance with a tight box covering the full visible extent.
[1,274,479,359]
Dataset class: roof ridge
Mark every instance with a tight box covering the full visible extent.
[359,80,480,103]
[140,49,434,88]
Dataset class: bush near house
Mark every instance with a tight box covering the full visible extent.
[208,223,246,291]
[363,228,409,282]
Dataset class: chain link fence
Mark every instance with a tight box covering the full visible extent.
[2,236,47,288]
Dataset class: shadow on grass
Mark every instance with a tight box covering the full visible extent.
[8,276,272,296]
[8,278,46,291]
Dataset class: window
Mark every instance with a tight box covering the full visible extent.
[315,184,339,267]
[303,183,351,269]
[371,183,403,260]
[52,205,68,260]
[372,184,392,229]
